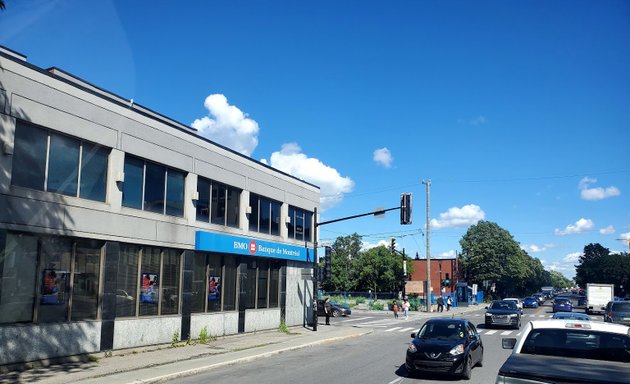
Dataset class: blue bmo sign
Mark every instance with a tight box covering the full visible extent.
[195,231,311,262]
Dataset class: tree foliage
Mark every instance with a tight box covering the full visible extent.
[459,221,535,296]
[574,243,630,297]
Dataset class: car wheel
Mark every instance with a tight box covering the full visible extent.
[476,350,484,367]
[332,309,342,317]
[461,356,472,380]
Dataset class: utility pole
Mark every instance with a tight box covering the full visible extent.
[422,179,431,312]
[312,207,318,331]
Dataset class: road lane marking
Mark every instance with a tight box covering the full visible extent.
[340,317,372,323]
[485,330,498,335]
[501,331,512,335]
[398,327,415,332]
[385,327,402,332]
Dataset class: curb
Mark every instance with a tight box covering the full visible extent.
[102,329,374,384]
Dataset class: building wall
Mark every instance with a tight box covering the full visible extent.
[409,259,458,296]
[0,47,320,366]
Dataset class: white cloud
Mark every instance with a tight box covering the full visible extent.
[438,250,457,258]
[599,225,615,235]
[373,147,393,168]
[554,218,594,236]
[578,177,621,201]
[263,143,354,211]
[191,94,259,156]
[620,232,630,241]
[522,243,555,253]
[430,204,485,229]
[562,252,581,264]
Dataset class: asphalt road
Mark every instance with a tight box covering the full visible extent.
[171,303,602,384]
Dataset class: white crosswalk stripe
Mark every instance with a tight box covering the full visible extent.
[500,331,512,335]
[340,316,372,323]
[484,330,498,335]
[385,327,402,332]
[398,327,415,333]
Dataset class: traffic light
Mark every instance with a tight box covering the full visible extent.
[400,193,412,225]
[444,273,450,287]
[390,238,396,255]
[324,246,332,279]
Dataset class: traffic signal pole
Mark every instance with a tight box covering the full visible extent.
[312,200,412,331]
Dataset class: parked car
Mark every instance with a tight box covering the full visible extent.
[497,320,630,383]
[552,312,590,321]
[603,301,630,326]
[533,294,545,305]
[552,297,573,313]
[503,297,523,311]
[522,296,539,308]
[316,299,351,317]
[405,318,483,380]
[485,300,521,329]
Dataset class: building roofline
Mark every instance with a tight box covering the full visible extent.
[0,45,319,191]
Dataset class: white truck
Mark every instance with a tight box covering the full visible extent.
[585,283,614,314]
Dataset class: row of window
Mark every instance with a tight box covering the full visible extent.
[0,231,286,324]
[10,121,314,240]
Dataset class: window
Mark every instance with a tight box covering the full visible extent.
[122,155,186,217]
[116,245,140,317]
[191,254,207,313]
[48,134,80,196]
[38,237,73,323]
[11,121,108,201]
[71,240,102,321]
[161,249,180,315]
[207,257,222,312]
[223,257,237,311]
[269,263,279,308]
[196,177,241,228]
[244,260,257,309]
[249,193,281,236]
[257,260,268,308]
[288,206,313,242]
[0,233,38,324]
[139,248,161,316]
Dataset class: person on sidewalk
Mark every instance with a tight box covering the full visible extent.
[324,297,332,325]
[402,299,410,320]
[436,296,444,312]
[393,301,399,319]
[446,295,452,311]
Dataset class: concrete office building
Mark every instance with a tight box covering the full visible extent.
[0,45,319,366]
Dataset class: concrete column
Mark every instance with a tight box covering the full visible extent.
[107,149,125,211]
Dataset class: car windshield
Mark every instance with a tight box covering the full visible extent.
[418,322,466,340]
[555,298,570,304]
[524,297,534,301]
[612,302,630,311]
[490,301,517,310]
[521,329,630,362]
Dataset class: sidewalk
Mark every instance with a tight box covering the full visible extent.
[1,304,483,384]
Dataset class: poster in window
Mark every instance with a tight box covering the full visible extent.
[208,276,221,301]
[141,272,159,304]
[41,269,67,305]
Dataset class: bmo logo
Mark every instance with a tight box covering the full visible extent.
[249,240,257,254]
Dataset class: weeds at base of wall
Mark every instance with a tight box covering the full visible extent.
[278,319,289,334]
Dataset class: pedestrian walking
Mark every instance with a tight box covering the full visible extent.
[402,299,410,320]
[446,296,452,311]
[436,296,444,312]
[392,301,399,319]
[324,297,332,325]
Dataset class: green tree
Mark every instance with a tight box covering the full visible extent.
[548,270,573,289]
[459,221,532,297]
[353,245,401,292]
[574,243,610,287]
[320,233,362,292]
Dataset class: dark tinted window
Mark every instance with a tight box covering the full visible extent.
[612,302,630,311]
[47,134,80,196]
[522,329,630,362]
[12,122,47,190]
[80,143,108,201]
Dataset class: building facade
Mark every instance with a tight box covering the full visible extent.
[407,258,458,297]
[0,46,320,366]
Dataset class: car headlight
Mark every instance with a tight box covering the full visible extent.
[449,344,465,356]
[485,313,491,317]
[407,343,417,353]
[508,314,518,317]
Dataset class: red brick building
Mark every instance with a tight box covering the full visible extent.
[407,258,458,296]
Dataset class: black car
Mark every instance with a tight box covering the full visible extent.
[485,300,521,329]
[316,299,351,317]
[405,318,484,380]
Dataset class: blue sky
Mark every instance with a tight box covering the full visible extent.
[2,1,629,279]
